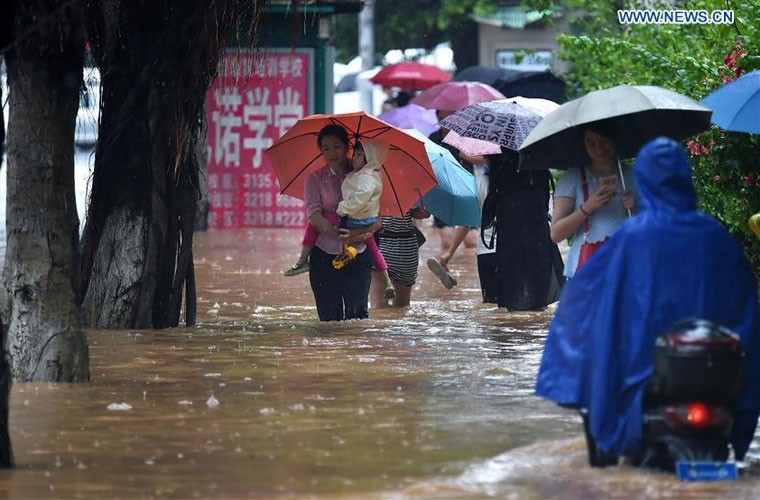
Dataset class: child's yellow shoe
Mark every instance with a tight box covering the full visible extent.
[332,246,358,270]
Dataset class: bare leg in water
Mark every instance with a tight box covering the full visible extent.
[370,270,413,308]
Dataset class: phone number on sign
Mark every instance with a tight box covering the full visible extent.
[243,210,305,227]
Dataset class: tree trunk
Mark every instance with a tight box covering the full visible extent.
[449,18,479,73]
[3,0,89,382]
[80,1,228,328]
[194,101,210,232]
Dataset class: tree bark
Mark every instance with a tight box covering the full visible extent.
[194,101,210,232]
[3,0,89,382]
[80,1,229,328]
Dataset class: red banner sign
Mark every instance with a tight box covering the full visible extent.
[206,50,312,228]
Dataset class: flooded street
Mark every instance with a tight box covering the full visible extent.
[0,227,759,498]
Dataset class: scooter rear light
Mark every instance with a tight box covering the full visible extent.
[665,332,741,350]
[664,403,732,430]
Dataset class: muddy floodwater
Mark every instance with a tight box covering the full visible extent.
[1,227,758,499]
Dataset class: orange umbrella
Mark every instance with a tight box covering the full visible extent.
[370,62,451,91]
[264,112,438,217]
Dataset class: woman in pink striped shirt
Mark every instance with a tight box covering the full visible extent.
[302,125,378,321]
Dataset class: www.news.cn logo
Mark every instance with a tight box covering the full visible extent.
[617,9,734,25]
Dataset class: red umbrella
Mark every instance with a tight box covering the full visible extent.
[264,112,438,217]
[370,62,451,91]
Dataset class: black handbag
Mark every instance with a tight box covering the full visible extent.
[413,226,426,247]
[480,191,497,249]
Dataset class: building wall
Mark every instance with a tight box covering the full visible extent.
[477,19,572,74]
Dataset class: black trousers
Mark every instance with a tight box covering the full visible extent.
[309,246,371,321]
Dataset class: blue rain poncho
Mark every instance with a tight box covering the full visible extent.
[535,137,760,459]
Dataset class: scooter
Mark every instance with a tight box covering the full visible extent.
[583,318,743,476]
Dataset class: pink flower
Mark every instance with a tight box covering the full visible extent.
[745,175,755,186]
[714,174,721,182]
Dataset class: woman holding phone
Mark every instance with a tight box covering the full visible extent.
[550,121,637,278]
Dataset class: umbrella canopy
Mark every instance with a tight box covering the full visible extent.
[441,131,501,156]
[404,129,480,227]
[264,112,438,217]
[410,81,506,111]
[377,104,439,136]
[441,97,559,156]
[370,62,451,91]
[518,85,712,170]
[454,65,567,102]
[439,97,558,153]
[701,70,760,134]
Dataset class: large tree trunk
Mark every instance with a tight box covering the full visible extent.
[80,1,232,328]
[194,102,210,232]
[3,1,89,382]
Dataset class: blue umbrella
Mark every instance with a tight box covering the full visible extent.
[701,70,760,134]
[404,129,480,227]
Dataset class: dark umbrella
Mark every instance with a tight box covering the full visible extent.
[454,65,567,103]
[517,84,712,172]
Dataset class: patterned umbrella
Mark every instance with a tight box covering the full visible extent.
[439,98,556,153]
[441,97,559,156]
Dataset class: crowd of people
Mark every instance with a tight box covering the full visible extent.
[282,111,760,465]
[286,113,647,320]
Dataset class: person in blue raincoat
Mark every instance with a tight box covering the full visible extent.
[535,136,760,461]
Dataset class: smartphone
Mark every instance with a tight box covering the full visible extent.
[599,175,617,189]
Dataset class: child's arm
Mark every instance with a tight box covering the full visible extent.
[342,219,383,245]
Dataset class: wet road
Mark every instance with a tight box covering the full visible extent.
[0,227,758,498]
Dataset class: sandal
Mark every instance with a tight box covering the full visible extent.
[427,258,457,290]
[284,261,310,276]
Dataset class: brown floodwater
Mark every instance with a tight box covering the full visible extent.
[0,227,758,499]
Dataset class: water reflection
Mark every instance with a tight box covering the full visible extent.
[0,228,758,498]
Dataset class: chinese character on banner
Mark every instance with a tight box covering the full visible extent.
[207,51,311,228]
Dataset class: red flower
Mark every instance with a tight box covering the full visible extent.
[746,175,755,186]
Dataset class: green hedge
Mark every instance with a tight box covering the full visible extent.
[555,0,760,269]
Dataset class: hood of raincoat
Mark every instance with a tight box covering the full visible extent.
[357,138,389,172]
[535,136,760,459]
[634,136,696,214]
